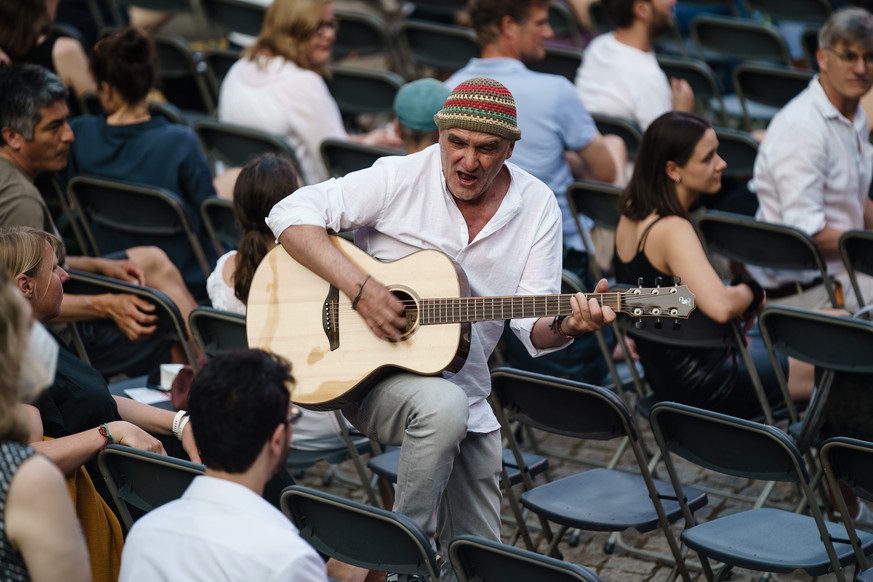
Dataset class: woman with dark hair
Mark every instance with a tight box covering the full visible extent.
[67,26,217,298]
[207,153,300,314]
[218,0,401,185]
[614,111,814,418]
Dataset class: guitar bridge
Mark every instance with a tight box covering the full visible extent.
[323,286,340,351]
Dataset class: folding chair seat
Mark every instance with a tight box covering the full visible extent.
[489,367,704,579]
[729,63,813,131]
[152,33,215,118]
[97,444,205,530]
[67,175,216,300]
[320,138,402,178]
[649,402,873,581]
[193,118,303,180]
[333,8,402,74]
[821,437,873,574]
[200,197,239,255]
[448,534,602,582]
[590,113,642,161]
[695,209,843,309]
[280,485,441,580]
[397,20,480,79]
[66,268,200,371]
[526,45,583,82]
[325,65,405,132]
[839,229,873,312]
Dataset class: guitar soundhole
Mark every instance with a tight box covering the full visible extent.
[391,287,419,342]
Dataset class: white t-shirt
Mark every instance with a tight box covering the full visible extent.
[574,33,672,130]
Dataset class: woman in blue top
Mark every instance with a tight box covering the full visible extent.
[67,27,217,298]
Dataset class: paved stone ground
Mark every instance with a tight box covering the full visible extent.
[293,419,854,582]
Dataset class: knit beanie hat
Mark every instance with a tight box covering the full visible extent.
[433,77,522,141]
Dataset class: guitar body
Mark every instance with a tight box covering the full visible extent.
[247,237,471,409]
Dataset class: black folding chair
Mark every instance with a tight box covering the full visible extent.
[320,138,401,179]
[200,197,240,255]
[97,444,205,530]
[650,402,872,581]
[840,229,873,312]
[280,485,441,580]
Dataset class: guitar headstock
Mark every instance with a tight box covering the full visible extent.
[619,284,696,319]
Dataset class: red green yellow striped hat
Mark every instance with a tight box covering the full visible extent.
[434,77,521,141]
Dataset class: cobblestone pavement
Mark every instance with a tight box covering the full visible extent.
[295,422,855,582]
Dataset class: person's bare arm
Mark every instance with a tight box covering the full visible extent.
[531,277,616,348]
[575,133,622,184]
[5,455,91,582]
[864,196,873,230]
[113,396,200,463]
[55,293,158,340]
[670,78,695,112]
[51,36,97,97]
[66,256,145,285]
[812,224,845,259]
[279,225,406,340]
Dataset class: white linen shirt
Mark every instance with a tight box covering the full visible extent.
[119,475,327,582]
[218,55,347,185]
[267,144,565,433]
[751,76,873,287]
[574,33,672,131]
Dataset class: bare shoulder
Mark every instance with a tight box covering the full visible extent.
[8,454,65,501]
[52,36,88,60]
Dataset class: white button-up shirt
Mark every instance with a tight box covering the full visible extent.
[268,144,564,433]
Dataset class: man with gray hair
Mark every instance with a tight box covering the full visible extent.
[751,7,873,311]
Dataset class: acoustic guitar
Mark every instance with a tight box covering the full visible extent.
[246,236,696,409]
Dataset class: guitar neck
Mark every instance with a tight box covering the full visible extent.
[418,292,622,325]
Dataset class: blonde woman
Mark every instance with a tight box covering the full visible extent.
[218,0,401,185]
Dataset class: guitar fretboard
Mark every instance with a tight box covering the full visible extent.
[418,293,624,324]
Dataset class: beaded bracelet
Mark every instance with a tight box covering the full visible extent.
[98,423,114,450]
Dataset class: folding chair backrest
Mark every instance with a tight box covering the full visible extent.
[657,55,725,121]
[591,113,642,160]
[66,269,199,368]
[333,9,401,73]
[840,229,873,309]
[548,1,584,47]
[200,0,266,40]
[566,180,622,232]
[320,138,401,178]
[202,48,240,102]
[188,306,247,360]
[397,20,479,78]
[526,46,583,82]
[822,437,873,505]
[732,63,813,129]
[742,0,832,24]
[690,15,793,67]
[695,210,839,307]
[650,401,807,483]
[67,176,213,291]
[200,197,240,255]
[152,33,215,116]
[279,485,440,579]
[490,367,636,441]
[193,118,303,178]
[325,65,404,125]
[97,444,205,530]
[449,534,602,582]
[713,126,758,181]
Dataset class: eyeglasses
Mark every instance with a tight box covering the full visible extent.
[826,46,873,67]
[315,20,338,35]
[286,405,303,426]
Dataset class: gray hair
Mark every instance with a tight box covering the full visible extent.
[0,64,68,145]
[819,7,873,52]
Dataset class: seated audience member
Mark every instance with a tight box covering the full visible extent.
[614,112,815,418]
[0,0,97,115]
[68,27,218,298]
[0,265,91,582]
[751,7,873,311]
[574,0,694,132]
[0,63,199,377]
[218,0,402,185]
[392,78,450,154]
[206,153,359,452]
[0,227,201,496]
[119,349,328,582]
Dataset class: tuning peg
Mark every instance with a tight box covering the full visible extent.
[637,277,644,288]
[654,319,662,330]
[672,276,681,285]
[654,276,662,288]
[672,320,681,331]
[635,319,646,330]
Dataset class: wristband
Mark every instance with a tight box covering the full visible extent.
[351,275,371,311]
[98,423,114,450]
[550,315,580,341]
[172,409,188,440]
[177,415,191,441]
[731,273,764,315]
